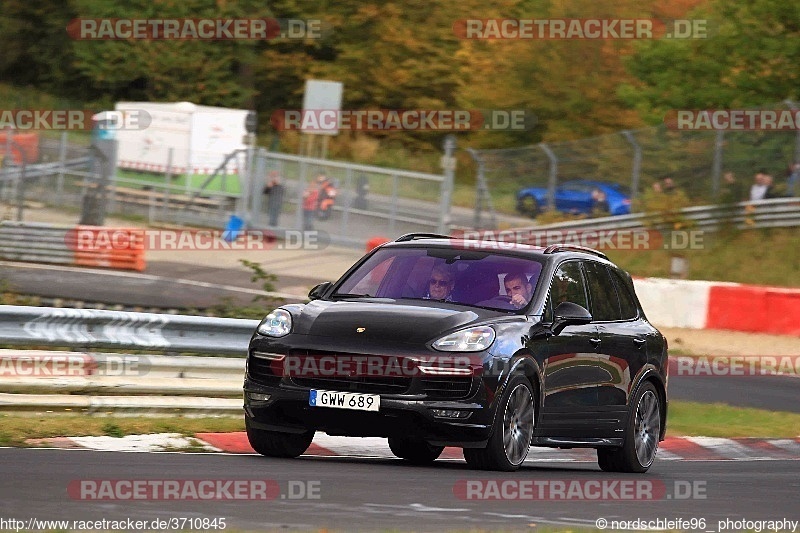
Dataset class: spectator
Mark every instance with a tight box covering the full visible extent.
[302,182,319,231]
[661,177,676,194]
[590,188,609,213]
[786,162,800,197]
[749,171,775,201]
[316,174,337,220]
[720,171,745,204]
[262,170,285,227]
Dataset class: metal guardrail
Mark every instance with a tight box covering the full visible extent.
[514,197,800,233]
[0,157,92,182]
[0,305,258,355]
[0,306,255,414]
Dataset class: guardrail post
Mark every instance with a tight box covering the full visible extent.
[712,130,724,200]
[339,167,353,235]
[163,147,174,221]
[389,174,398,236]
[56,132,67,205]
[785,100,800,182]
[622,130,642,210]
[539,143,558,211]
[438,135,456,234]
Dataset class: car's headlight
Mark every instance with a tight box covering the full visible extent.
[432,326,495,352]
[256,309,292,337]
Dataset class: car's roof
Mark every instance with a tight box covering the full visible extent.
[380,236,611,262]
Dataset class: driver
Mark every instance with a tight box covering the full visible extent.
[503,269,533,310]
[424,264,455,301]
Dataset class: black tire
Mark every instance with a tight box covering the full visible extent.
[388,437,444,465]
[246,420,314,458]
[597,381,662,473]
[517,196,540,217]
[463,374,535,471]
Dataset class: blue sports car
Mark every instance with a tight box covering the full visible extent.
[516,179,632,217]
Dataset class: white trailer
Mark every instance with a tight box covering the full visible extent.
[114,101,248,176]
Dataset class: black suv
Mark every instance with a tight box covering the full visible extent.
[244,234,668,472]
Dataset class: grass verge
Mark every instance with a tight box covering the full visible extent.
[2,401,798,447]
[0,414,244,448]
[667,401,800,438]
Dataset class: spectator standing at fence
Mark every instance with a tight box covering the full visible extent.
[262,170,285,227]
[316,174,337,220]
[302,182,319,231]
[786,162,800,197]
[661,177,677,194]
[749,171,775,201]
[720,172,745,204]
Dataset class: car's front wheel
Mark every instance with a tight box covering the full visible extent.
[597,381,662,473]
[246,420,314,458]
[516,196,540,217]
[464,374,535,471]
[388,437,444,464]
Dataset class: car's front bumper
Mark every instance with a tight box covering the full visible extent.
[243,378,494,447]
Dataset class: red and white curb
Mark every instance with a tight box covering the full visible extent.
[26,433,800,461]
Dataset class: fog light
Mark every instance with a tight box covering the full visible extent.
[247,392,271,402]
[431,409,470,419]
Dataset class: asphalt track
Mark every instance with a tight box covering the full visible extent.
[0,448,797,532]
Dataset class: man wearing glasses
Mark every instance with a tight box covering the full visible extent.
[424,264,455,301]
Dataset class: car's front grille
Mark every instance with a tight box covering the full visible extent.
[421,377,473,399]
[291,375,411,394]
[287,350,412,394]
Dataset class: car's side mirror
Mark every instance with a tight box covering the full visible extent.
[308,281,332,300]
[552,301,592,336]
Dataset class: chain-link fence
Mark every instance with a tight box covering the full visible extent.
[1,131,451,247]
[470,102,800,228]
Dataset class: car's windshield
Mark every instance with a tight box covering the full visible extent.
[333,247,543,312]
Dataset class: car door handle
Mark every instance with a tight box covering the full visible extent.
[634,338,646,349]
[589,338,601,347]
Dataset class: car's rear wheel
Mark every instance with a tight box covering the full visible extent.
[597,381,661,473]
[517,196,540,217]
[464,374,535,471]
[388,437,444,464]
[246,420,314,458]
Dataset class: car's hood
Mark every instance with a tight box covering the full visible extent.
[291,299,485,343]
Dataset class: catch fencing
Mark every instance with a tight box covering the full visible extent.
[1,131,452,247]
[469,101,800,228]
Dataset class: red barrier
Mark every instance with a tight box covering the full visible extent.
[0,132,40,164]
[366,236,390,252]
[706,285,800,336]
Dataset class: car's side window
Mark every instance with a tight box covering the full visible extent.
[549,261,589,313]
[609,268,639,320]
[583,261,622,322]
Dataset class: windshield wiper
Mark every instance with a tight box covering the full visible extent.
[332,293,373,298]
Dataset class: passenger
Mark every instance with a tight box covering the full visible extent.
[503,269,533,309]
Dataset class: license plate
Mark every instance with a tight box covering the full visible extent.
[309,390,380,412]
